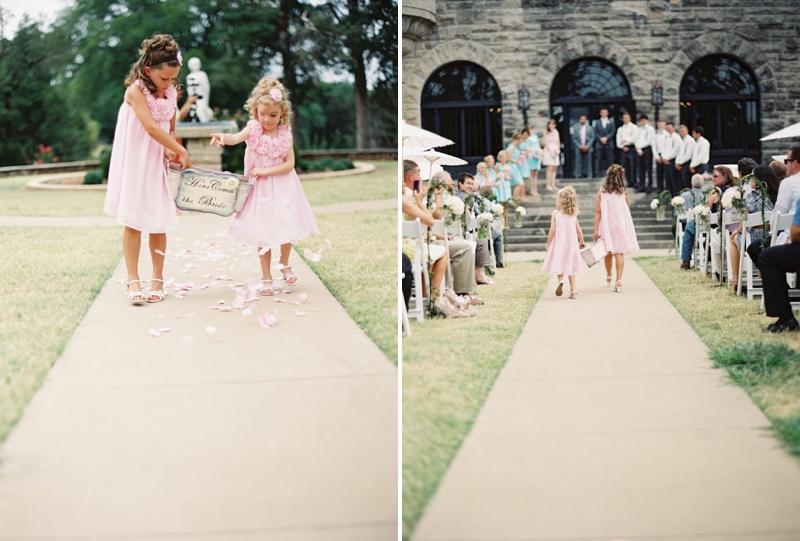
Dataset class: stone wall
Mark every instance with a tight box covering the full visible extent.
[402,0,800,159]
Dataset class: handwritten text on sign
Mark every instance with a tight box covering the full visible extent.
[175,169,241,217]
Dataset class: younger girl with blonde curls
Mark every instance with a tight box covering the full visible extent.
[104,34,192,305]
[210,78,319,295]
[543,186,585,299]
[592,164,639,292]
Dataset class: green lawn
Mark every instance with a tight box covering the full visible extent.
[296,208,397,361]
[301,160,397,206]
[0,161,396,216]
[0,227,122,442]
[637,256,800,459]
[401,261,550,539]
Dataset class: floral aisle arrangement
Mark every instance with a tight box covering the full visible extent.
[512,204,527,228]
[721,186,747,221]
[671,195,687,216]
[649,190,672,221]
[476,212,494,239]
[692,204,711,231]
[443,196,465,227]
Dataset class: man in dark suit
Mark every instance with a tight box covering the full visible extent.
[571,115,595,178]
[593,107,615,177]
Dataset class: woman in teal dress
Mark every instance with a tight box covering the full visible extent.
[506,132,525,201]
[493,151,512,203]
[525,124,541,197]
[519,128,532,199]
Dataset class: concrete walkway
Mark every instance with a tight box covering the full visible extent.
[0,198,397,229]
[0,211,397,540]
[414,259,800,541]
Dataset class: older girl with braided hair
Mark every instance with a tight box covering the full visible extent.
[105,34,192,305]
[210,78,318,295]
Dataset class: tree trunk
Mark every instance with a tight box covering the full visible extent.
[277,0,301,144]
[348,0,371,149]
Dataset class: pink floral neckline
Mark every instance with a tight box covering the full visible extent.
[137,80,177,123]
[246,120,291,158]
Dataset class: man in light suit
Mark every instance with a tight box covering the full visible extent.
[674,124,696,191]
[571,115,595,178]
[690,125,711,176]
[593,107,615,177]
[616,112,638,187]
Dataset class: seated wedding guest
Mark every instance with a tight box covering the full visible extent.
[708,165,736,278]
[747,150,800,267]
[769,160,787,182]
[679,174,706,269]
[475,162,494,190]
[729,165,779,289]
[402,161,447,300]
[480,186,504,269]
[457,172,494,285]
[758,196,800,333]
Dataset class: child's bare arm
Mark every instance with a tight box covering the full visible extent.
[545,213,556,251]
[209,126,252,147]
[576,221,586,248]
[593,191,602,240]
[251,145,296,178]
[126,86,191,168]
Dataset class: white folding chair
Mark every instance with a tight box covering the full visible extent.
[402,218,429,322]
[736,211,771,298]
[401,284,411,337]
[429,219,454,290]
[698,213,718,276]
[675,211,692,260]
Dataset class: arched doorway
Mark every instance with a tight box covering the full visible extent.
[550,58,634,178]
[680,55,760,166]
[421,62,503,171]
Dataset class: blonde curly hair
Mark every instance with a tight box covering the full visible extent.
[602,164,627,194]
[124,34,181,94]
[245,77,292,126]
[558,186,578,216]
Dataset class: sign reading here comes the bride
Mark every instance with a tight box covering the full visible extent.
[175,168,244,217]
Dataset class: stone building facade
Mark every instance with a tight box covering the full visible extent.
[403,0,800,174]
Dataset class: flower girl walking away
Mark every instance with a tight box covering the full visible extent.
[104,34,192,305]
[543,186,585,299]
[592,164,640,292]
[210,78,319,295]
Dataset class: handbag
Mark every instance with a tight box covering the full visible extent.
[168,163,252,217]
[580,239,607,268]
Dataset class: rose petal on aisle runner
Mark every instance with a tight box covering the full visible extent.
[274,298,285,303]
[259,310,278,328]
[297,292,308,302]
[205,326,215,333]
[289,301,301,305]
[148,329,161,337]
[242,307,253,316]
[303,248,322,262]
[158,327,171,333]
[295,311,306,317]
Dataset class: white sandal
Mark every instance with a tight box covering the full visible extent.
[569,291,578,299]
[555,280,564,297]
[259,279,276,296]
[606,275,613,287]
[614,280,623,293]
[126,280,146,305]
[280,266,299,286]
[147,278,165,303]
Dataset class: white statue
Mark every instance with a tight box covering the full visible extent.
[185,57,214,123]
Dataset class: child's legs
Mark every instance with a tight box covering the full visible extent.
[604,253,613,276]
[259,248,273,280]
[614,253,625,281]
[149,233,166,281]
[568,274,576,291]
[123,227,142,290]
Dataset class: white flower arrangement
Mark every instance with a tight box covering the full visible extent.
[671,196,685,207]
[650,198,660,210]
[492,203,504,215]
[721,187,742,209]
[444,197,465,216]
[692,204,708,216]
[477,212,494,222]
[516,206,527,216]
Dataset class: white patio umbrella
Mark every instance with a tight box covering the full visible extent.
[404,148,467,180]
[761,121,800,141]
[402,120,454,150]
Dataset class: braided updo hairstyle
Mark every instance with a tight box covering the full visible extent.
[125,34,182,94]
[245,78,292,127]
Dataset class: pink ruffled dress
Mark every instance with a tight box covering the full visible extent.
[598,191,639,254]
[542,210,583,276]
[230,121,319,250]
[104,81,179,233]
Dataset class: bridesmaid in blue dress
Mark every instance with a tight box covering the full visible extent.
[494,151,512,203]
[506,133,525,201]
[525,124,541,197]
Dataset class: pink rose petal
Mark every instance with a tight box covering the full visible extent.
[297,292,308,302]
[303,248,322,262]
[233,297,245,310]
[149,328,161,337]
[218,300,226,305]
[259,312,277,328]
[282,290,291,295]
[242,307,253,316]
[289,301,301,305]
[274,298,285,303]
[205,326,216,333]
[219,306,232,312]
[295,310,306,317]
[158,327,171,332]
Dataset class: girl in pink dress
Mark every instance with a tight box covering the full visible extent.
[104,34,192,305]
[543,186,585,299]
[592,164,639,292]
[542,118,561,192]
[210,78,319,295]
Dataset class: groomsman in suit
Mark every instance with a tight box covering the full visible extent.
[690,125,711,176]
[593,107,615,177]
[653,119,668,193]
[634,114,656,193]
[674,124,696,190]
[616,112,637,187]
[659,122,682,196]
[571,115,595,178]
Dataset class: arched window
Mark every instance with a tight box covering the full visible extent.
[680,55,760,164]
[421,62,502,164]
[550,58,634,177]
